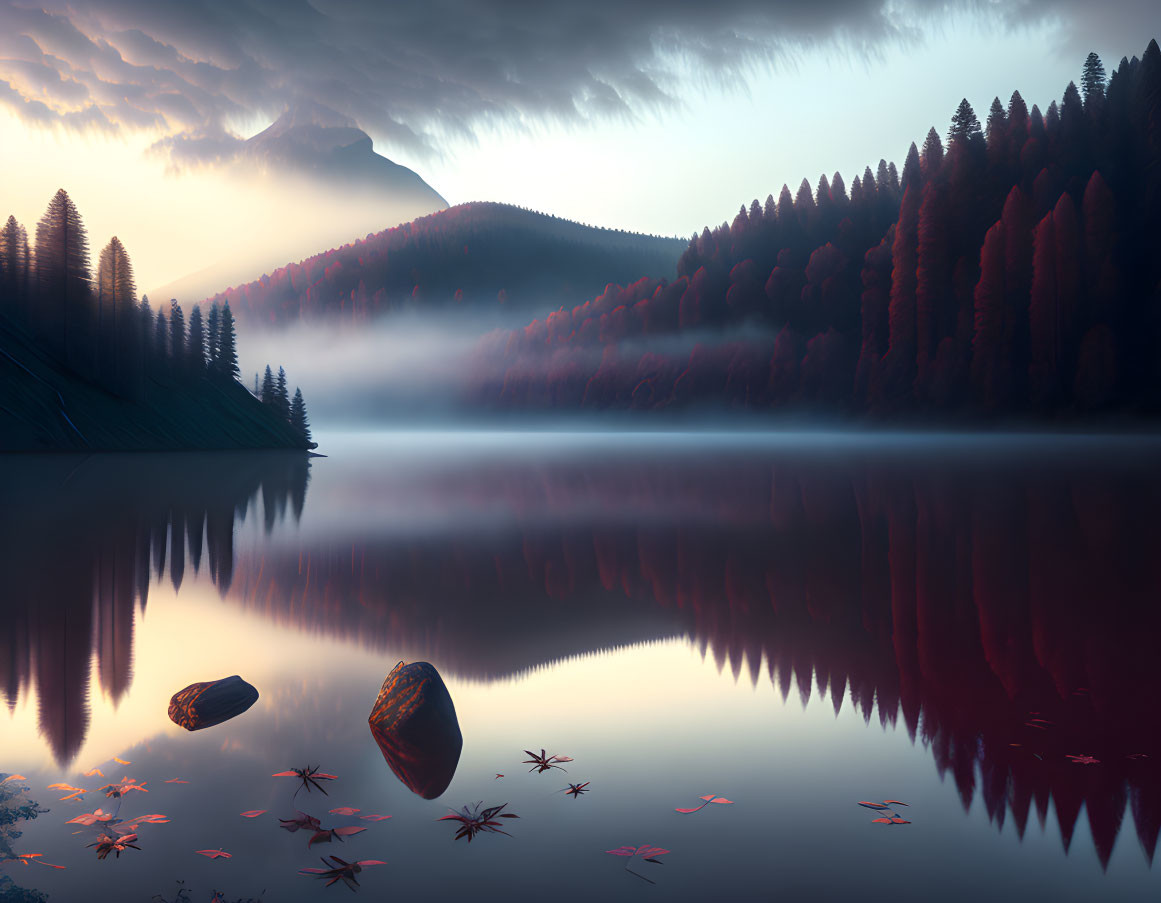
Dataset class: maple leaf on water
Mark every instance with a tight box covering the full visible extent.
[308,826,367,848]
[99,778,147,799]
[272,765,338,798]
[605,844,670,883]
[299,855,387,891]
[280,812,323,834]
[675,794,733,814]
[438,802,519,842]
[858,800,911,825]
[239,810,267,818]
[89,832,141,860]
[14,853,66,870]
[522,749,572,774]
[195,849,232,859]
[328,807,360,816]
[562,782,590,798]
[1065,754,1101,765]
[358,814,392,822]
[67,809,117,826]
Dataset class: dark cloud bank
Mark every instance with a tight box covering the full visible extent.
[0,0,1150,163]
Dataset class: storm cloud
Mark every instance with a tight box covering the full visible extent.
[0,0,1150,160]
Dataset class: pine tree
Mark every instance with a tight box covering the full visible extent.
[261,364,275,404]
[34,188,91,366]
[153,306,169,370]
[206,302,221,370]
[216,300,239,379]
[921,127,944,180]
[882,142,922,407]
[95,236,138,396]
[971,219,1009,409]
[1081,52,1107,109]
[947,98,983,149]
[169,300,186,363]
[290,387,312,445]
[275,366,290,420]
[187,304,206,373]
[0,215,25,318]
[916,180,951,399]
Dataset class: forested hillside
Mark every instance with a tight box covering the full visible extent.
[206,202,685,327]
[0,190,314,451]
[473,43,1161,420]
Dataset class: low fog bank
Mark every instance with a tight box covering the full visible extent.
[239,312,800,426]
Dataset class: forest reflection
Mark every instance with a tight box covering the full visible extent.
[3,440,1161,867]
[0,452,310,765]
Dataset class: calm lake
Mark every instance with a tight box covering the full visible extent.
[3,431,1161,902]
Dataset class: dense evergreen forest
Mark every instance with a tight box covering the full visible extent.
[474,43,1161,420]
[0,190,314,450]
[205,202,685,326]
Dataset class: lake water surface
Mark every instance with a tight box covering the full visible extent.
[3,432,1161,901]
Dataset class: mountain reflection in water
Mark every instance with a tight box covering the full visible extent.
[3,433,1161,879]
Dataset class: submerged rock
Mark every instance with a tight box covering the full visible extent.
[169,675,259,731]
[368,661,462,799]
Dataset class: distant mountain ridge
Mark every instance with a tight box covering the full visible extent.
[244,103,448,208]
[150,102,448,305]
[203,202,686,327]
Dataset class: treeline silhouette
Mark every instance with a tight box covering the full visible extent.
[0,452,310,765]
[254,364,312,445]
[475,43,1161,419]
[204,202,684,326]
[0,190,312,449]
[224,443,1161,868]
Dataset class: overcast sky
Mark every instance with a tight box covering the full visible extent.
[0,0,1154,293]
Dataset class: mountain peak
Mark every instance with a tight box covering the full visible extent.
[259,100,358,137]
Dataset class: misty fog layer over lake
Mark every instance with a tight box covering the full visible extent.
[4,431,1161,902]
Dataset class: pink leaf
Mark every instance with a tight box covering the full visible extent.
[333,826,366,837]
[710,798,733,805]
[329,807,360,816]
[359,814,392,821]
[239,810,267,818]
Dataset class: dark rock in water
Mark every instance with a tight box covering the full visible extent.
[368,661,462,799]
[169,675,259,731]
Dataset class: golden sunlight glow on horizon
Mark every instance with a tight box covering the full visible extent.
[0,110,431,299]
